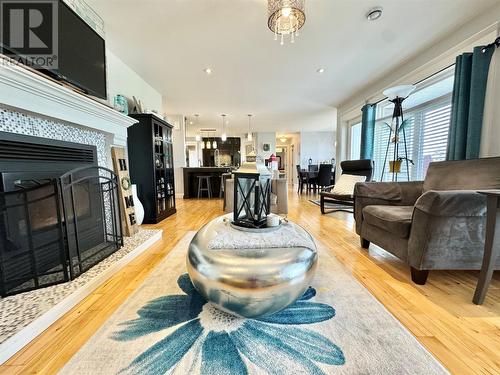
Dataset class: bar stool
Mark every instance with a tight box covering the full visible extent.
[197,175,212,198]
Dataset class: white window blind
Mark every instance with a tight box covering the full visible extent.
[372,96,452,181]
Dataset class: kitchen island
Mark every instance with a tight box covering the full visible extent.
[183,167,232,199]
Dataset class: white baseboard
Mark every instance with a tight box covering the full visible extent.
[0,230,163,365]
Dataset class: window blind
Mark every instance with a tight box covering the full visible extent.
[372,96,452,181]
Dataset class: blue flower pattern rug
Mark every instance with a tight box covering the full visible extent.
[112,273,345,375]
[60,233,449,375]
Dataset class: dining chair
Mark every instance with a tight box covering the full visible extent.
[317,164,333,192]
[296,165,308,193]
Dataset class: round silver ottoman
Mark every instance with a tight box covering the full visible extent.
[186,215,317,318]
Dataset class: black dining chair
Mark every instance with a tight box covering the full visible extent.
[317,164,333,192]
[308,164,319,172]
[296,165,308,193]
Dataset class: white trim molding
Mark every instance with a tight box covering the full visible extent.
[0,60,136,146]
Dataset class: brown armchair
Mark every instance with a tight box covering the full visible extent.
[354,157,500,284]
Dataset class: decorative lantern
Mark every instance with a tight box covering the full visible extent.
[233,151,272,229]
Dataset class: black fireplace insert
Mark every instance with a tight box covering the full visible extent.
[0,132,123,296]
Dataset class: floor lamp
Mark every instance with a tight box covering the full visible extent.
[380,85,416,182]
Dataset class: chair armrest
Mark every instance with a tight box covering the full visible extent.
[414,190,487,217]
[354,181,423,235]
[354,181,423,204]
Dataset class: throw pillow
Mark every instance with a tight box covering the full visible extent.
[332,174,367,197]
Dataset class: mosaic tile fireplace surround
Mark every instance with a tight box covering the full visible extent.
[0,107,109,167]
[0,107,126,296]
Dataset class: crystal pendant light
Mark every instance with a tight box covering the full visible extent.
[212,130,217,149]
[268,0,306,45]
[221,114,227,142]
[247,114,253,142]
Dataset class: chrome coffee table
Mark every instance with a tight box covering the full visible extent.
[187,215,317,318]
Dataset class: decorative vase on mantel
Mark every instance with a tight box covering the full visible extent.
[132,184,145,225]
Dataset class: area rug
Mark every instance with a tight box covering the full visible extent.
[61,232,448,375]
[309,199,353,212]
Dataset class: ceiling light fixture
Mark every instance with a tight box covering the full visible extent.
[221,114,227,142]
[204,67,212,74]
[247,114,253,142]
[366,7,383,21]
[212,130,217,149]
[268,0,306,45]
[194,114,201,142]
[280,137,287,143]
[317,68,325,74]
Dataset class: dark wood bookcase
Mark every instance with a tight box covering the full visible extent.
[127,114,176,223]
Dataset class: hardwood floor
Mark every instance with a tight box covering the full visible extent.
[1,188,499,374]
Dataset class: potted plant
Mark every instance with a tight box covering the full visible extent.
[389,157,414,173]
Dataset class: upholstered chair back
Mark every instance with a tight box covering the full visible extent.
[423,157,500,192]
[317,164,333,186]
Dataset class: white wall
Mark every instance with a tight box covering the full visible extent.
[335,4,500,168]
[254,132,276,161]
[300,131,336,167]
[106,49,163,114]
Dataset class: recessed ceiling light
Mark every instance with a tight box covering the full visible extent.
[366,7,383,21]
[317,68,325,74]
[204,68,212,74]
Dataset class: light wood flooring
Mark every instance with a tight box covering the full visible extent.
[1,188,499,374]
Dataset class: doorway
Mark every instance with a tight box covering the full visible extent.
[276,145,293,184]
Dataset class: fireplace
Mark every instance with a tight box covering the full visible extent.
[0,132,123,296]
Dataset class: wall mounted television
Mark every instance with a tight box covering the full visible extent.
[1,0,107,99]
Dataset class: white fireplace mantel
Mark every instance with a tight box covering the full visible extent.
[0,61,137,146]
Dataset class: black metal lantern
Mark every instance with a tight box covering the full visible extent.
[233,155,272,229]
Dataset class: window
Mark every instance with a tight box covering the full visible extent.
[350,122,361,160]
[372,67,454,181]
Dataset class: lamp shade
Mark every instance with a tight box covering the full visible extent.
[383,85,416,100]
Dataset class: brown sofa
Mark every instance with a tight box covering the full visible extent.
[354,157,500,284]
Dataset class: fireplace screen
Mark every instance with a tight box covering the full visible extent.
[0,166,123,296]
[0,180,67,295]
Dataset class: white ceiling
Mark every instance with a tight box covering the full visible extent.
[88,0,499,133]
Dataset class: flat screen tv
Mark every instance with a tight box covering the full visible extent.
[1,0,107,99]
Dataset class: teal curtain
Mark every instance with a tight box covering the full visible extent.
[360,104,376,160]
[447,46,494,160]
